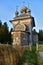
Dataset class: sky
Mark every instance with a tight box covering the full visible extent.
[0,0,43,32]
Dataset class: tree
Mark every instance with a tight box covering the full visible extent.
[0,21,12,44]
[2,22,9,43]
[8,30,12,45]
[38,30,43,41]
[0,20,2,27]
[3,22,9,33]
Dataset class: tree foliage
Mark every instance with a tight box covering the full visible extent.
[0,21,12,44]
[38,30,43,41]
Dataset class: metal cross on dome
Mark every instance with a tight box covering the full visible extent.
[23,1,30,8]
[16,5,18,11]
[23,1,25,6]
[28,2,30,8]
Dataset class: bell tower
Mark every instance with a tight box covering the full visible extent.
[10,4,35,46]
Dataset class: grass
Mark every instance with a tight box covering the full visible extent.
[0,44,20,65]
[0,44,43,65]
[38,44,43,51]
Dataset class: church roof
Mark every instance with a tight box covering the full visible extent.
[9,5,35,27]
[32,31,38,34]
[10,15,35,27]
[10,14,33,21]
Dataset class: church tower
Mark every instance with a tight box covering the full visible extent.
[10,5,36,46]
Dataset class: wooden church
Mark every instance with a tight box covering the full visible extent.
[10,5,38,46]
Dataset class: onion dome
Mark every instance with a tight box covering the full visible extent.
[26,8,31,13]
[20,6,27,13]
[26,8,31,15]
[15,11,19,17]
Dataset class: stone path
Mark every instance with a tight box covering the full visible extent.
[39,52,43,60]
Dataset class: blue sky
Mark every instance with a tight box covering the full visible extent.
[0,0,43,32]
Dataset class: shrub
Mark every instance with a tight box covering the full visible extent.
[19,49,36,65]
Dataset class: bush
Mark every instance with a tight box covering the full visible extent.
[39,41,43,44]
[18,46,43,65]
[19,49,37,65]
